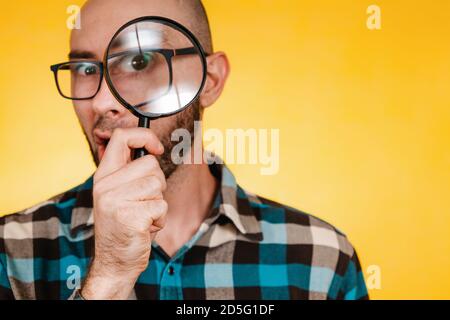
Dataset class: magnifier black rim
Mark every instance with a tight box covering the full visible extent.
[103,16,208,119]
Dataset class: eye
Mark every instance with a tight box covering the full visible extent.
[131,54,151,70]
[118,52,155,73]
[75,63,99,76]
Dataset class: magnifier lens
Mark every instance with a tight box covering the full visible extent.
[106,19,205,117]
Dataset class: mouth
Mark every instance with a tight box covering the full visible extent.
[93,129,112,161]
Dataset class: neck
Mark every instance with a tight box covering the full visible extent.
[154,161,219,257]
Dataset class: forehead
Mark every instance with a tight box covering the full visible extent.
[109,27,167,50]
[70,0,189,59]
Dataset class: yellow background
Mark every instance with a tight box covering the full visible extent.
[0,0,449,299]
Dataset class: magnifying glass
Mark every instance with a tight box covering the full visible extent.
[104,16,208,160]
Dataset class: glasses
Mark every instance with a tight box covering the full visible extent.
[50,47,199,101]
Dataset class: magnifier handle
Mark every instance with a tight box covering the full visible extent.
[132,117,150,160]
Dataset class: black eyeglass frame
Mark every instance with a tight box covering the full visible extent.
[50,16,208,120]
[50,60,104,101]
[50,46,200,104]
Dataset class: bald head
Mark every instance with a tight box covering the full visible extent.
[178,0,213,53]
[73,0,213,58]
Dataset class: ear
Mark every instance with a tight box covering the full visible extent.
[199,51,230,108]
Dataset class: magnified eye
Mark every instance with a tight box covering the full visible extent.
[75,63,99,76]
[132,54,151,70]
[118,52,155,73]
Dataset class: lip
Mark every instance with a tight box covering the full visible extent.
[93,129,112,143]
[93,129,112,161]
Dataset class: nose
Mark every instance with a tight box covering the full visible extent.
[91,77,127,119]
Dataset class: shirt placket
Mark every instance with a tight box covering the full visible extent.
[155,221,213,300]
[158,258,183,300]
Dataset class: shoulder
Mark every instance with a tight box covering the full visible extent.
[242,187,356,259]
[242,189,367,298]
[0,181,89,243]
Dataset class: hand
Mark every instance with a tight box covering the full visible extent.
[81,128,168,300]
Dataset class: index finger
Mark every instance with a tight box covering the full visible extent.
[95,127,164,181]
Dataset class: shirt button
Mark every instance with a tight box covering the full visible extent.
[168,266,175,275]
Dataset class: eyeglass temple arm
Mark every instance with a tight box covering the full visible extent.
[173,47,198,56]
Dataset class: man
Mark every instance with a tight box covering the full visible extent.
[0,0,368,300]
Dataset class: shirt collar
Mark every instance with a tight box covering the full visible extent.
[208,161,263,241]
[70,160,262,241]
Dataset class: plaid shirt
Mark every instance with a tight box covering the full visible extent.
[0,163,368,300]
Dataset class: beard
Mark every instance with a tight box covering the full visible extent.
[84,100,201,179]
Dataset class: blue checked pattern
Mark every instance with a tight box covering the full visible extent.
[0,163,368,300]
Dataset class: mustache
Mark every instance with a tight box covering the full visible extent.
[92,116,134,133]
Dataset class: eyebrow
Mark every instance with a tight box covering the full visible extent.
[68,50,97,60]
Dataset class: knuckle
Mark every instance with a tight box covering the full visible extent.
[156,199,168,214]
[135,223,150,234]
[93,181,106,199]
[147,175,162,191]
[160,174,167,191]
[143,155,158,168]
[114,127,124,136]
[139,176,160,192]
[145,200,167,219]
[111,127,124,140]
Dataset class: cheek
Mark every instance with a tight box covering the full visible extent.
[74,102,95,134]
[150,115,177,133]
